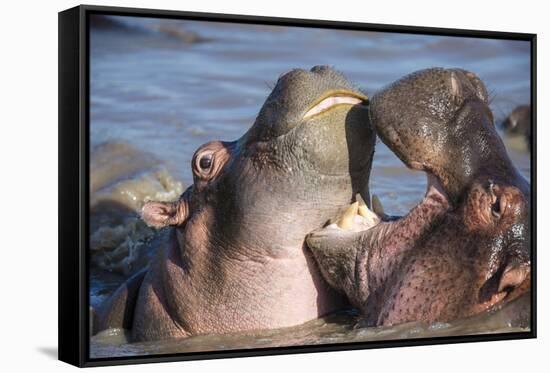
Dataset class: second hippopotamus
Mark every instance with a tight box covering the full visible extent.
[307,68,531,326]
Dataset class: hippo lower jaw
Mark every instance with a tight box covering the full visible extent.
[306,170,528,323]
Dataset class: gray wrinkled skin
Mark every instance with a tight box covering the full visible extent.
[94,66,375,341]
[307,68,530,327]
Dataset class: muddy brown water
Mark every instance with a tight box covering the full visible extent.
[89,15,531,358]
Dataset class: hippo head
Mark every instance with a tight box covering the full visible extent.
[143,65,373,246]
[140,66,374,332]
[307,68,530,326]
[369,67,530,260]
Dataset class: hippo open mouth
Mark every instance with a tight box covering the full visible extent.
[306,67,530,327]
[307,149,529,327]
[323,172,447,233]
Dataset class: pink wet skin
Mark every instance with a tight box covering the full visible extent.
[132,200,346,340]
[307,174,530,327]
[306,175,450,322]
[375,180,529,326]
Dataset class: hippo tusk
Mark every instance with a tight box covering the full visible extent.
[357,194,380,226]
[337,201,359,230]
[356,193,367,208]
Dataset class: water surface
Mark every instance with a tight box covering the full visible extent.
[89,15,531,358]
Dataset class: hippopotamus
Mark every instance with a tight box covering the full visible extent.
[94,66,375,341]
[501,105,532,150]
[306,68,531,327]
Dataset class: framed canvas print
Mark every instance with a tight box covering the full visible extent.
[58,4,536,367]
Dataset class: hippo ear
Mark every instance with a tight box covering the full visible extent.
[141,200,189,229]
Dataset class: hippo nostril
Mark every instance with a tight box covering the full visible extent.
[498,264,530,293]
[479,258,530,305]
[478,267,503,303]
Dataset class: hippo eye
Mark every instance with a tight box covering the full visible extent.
[199,154,213,170]
[491,199,501,219]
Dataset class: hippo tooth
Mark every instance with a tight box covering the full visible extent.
[356,193,380,225]
[358,205,381,226]
[337,201,359,230]
[372,194,385,216]
[355,193,379,221]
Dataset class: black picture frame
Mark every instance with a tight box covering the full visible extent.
[58,4,537,367]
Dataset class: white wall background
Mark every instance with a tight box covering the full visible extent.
[0,0,546,371]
